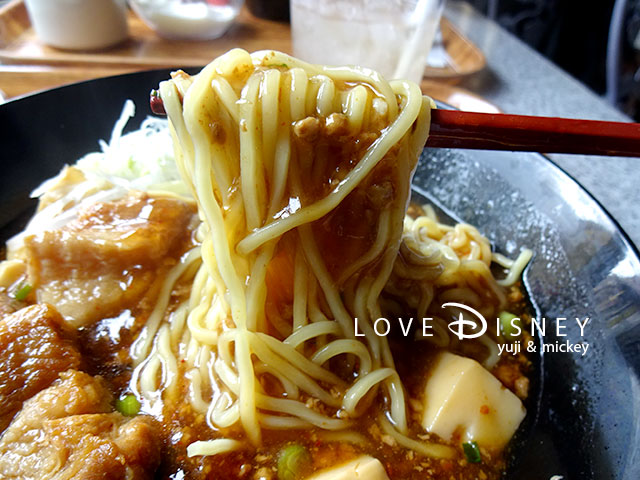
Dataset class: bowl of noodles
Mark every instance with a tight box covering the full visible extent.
[0,50,638,480]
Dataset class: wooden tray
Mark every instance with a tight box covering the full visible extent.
[0,63,498,115]
[0,1,292,68]
[0,0,484,79]
[425,18,486,81]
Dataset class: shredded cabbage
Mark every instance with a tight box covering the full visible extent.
[7,101,189,257]
[74,100,188,196]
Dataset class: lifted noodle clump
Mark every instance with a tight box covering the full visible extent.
[133,48,446,457]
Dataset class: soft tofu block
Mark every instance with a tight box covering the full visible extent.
[307,456,389,480]
[422,352,526,449]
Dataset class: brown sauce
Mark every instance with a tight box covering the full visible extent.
[1,177,534,479]
[144,291,533,479]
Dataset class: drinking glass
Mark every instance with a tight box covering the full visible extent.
[290,0,445,83]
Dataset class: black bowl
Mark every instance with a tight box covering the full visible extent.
[1,70,639,479]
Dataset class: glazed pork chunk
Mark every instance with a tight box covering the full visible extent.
[24,192,196,327]
[0,370,161,480]
[0,304,81,432]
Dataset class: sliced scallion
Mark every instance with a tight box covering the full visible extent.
[499,311,522,341]
[462,441,482,463]
[277,444,311,480]
[116,394,140,416]
[13,283,32,301]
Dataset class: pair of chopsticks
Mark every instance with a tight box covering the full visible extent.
[427,109,640,157]
[149,93,640,157]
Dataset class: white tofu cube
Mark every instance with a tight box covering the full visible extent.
[306,455,389,480]
[422,352,526,449]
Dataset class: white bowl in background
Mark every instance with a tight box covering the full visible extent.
[24,0,129,50]
[129,0,244,40]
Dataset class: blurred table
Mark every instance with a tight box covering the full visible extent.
[0,0,293,97]
[443,2,640,250]
[0,1,489,109]
[1,0,639,249]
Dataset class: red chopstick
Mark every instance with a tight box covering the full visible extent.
[426,109,640,157]
[149,93,640,157]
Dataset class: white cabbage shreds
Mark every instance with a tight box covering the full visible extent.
[6,101,189,258]
[74,100,187,195]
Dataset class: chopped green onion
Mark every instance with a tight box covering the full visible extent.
[13,283,32,301]
[116,394,140,416]
[499,311,522,341]
[462,441,482,463]
[277,444,311,480]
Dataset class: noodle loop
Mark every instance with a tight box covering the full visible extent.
[130,49,531,461]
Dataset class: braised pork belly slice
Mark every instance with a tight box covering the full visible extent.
[0,304,81,433]
[25,192,196,327]
[0,370,161,480]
